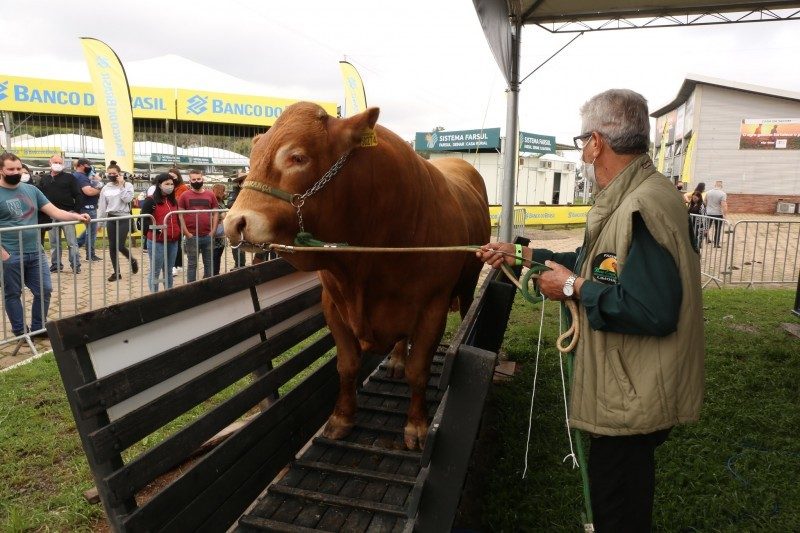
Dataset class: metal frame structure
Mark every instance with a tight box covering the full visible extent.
[473,0,800,241]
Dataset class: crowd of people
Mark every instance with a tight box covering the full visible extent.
[0,151,252,339]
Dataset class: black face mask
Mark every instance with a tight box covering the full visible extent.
[190,181,204,190]
[4,174,22,185]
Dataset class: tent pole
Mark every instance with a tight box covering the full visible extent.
[500,19,521,242]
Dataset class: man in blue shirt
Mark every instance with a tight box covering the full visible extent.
[0,153,90,338]
[73,158,103,261]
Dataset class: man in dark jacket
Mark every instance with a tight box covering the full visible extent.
[37,154,82,273]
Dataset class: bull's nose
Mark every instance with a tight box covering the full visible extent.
[225,214,247,240]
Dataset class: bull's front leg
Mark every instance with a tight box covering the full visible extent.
[403,302,449,450]
[386,339,409,379]
[321,294,361,440]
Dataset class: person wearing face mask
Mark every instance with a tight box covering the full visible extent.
[139,173,181,292]
[168,168,188,274]
[98,164,137,282]
[74,158,103,262]
[227,171,248,268]
[0,153,91,339]
[177,169,219,283]
[476,89,704,532]
[37,154,83,273]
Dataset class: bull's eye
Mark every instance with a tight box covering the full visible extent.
[291,154,308,165]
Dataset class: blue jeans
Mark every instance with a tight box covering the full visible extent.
[148,238,179,292]
[184,235,213,282]
[49,223,80,269]
[1,251,52,335]
[76,207,99,258]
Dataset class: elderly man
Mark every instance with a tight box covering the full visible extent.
[37,154,83,273]
[478,89,704,532]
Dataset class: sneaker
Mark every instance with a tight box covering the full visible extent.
[108,273,122,282]
[89,255,103,262]
[74,267,81,274]
[131,258,139,274]
[49,265,64,272]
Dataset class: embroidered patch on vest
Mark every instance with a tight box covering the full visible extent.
[592,252,619,284]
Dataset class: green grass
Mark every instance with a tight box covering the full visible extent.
[1,289,797,531]
[479,288,800,531]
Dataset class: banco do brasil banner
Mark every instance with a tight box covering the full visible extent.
[177,89,338,126]
[414,128,501,152]
[0,75,174,119]
[0,75,337,126]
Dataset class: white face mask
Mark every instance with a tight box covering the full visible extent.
[21,173,30,183]
[581,153,597,189]
[51,163,64,173]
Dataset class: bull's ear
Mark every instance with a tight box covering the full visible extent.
[252,133,263,148]
[343,107,380,145]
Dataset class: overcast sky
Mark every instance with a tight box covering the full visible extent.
[3,0,800,149]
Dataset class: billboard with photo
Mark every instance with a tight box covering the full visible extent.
[739,118,800,150]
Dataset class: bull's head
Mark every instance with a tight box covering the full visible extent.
[225,102,380,251]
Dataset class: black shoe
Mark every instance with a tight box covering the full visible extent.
[30,330,48,340]
[49,265,63,272]
[74,267,81,274]
[90,255,103,261]
[131,258,139,274]
[108,273,122,282]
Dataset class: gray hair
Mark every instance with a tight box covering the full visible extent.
[580,89,650,154]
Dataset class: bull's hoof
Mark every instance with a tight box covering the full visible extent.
[403,421,428,451]
[322,414,354,440]
[385,359,405,379]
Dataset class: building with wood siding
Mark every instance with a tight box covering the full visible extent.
[652,75,800,214]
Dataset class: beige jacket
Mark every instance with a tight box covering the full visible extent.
[570,154,705,436]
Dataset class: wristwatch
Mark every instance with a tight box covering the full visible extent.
[563,274,578,297]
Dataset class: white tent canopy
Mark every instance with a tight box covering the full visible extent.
[11,134,249,166]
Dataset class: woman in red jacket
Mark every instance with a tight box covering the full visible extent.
[140,173,181,292]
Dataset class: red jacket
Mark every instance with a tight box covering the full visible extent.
[142,198,182,242]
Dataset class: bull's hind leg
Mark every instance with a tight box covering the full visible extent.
[403,302,449,450]
[321,295,360,440]
[386,339,408,379]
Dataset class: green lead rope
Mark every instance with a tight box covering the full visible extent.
[561,306,595,531]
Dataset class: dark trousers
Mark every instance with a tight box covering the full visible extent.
[107,218,131,273]
[589,428,671,533]
[213,240,225,276]
[709,214,724,246]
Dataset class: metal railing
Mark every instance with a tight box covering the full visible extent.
[0,211,272,353]
[494,207,527,238]
[690,214,800,288]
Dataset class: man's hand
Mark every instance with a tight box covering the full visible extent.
[476,242,516,269]
[77,213,91,224]
[538,260,576,301]
[1,248,10,261]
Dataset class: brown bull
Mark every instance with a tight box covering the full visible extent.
[225,102,489,449]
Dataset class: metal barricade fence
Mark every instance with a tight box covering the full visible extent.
[726,218,800,287]
[493,207,527,239]
[690,214,800,288]
[1,211,272,351]
[690,213,734,288]
[162,208,276,288]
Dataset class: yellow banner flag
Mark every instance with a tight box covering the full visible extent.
[339,60,367,118]
[80,38,134,173]
[681,134,697,187]
[656,120,669,173]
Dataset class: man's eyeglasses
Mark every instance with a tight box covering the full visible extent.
[573,132,593,150]
[107,174,119,178]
